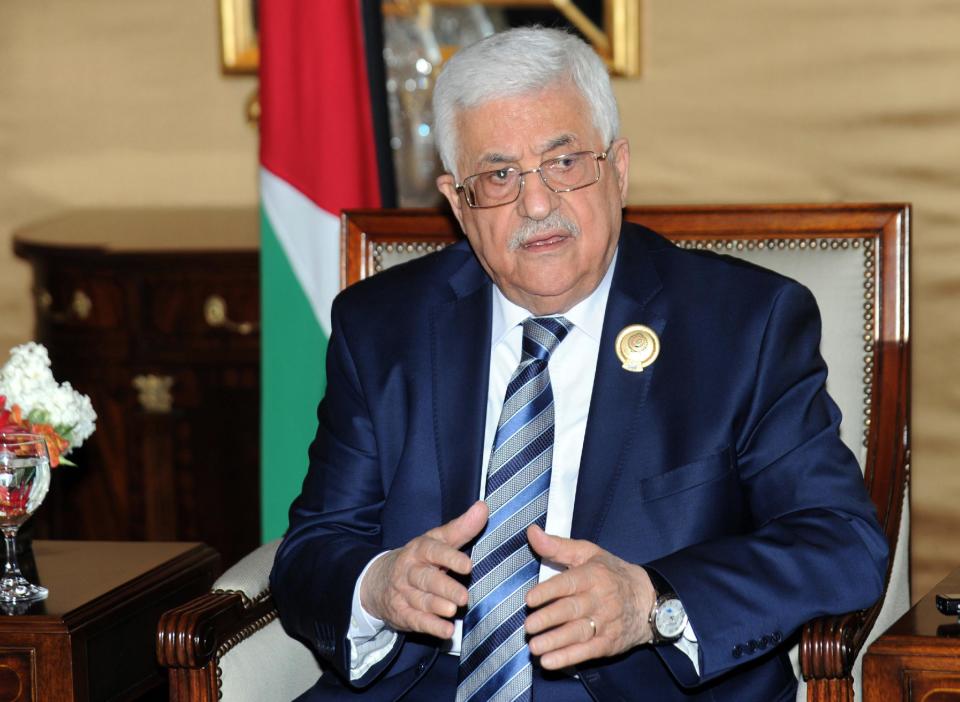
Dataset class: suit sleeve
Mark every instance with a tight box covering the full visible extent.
[269,296,404,687]
[646,282,888,685]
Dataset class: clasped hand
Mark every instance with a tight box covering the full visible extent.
[359,501,659,669]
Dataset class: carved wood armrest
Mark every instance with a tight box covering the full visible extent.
[157,590,278,669]
[800,599,883,701]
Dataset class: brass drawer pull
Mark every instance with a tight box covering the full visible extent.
[132,374,174,414]
[203,295,257,335]
[37,288,92,321]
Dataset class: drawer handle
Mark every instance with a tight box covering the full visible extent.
[203,295,257,335]
[37,288,92,321]
[132,374,174,414]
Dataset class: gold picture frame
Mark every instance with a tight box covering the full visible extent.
[219,1,642,77]
[219,0,259,75]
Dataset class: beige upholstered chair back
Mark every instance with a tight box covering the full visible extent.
[342,204,910,702]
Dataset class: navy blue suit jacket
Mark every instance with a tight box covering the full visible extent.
[271,222,888,701]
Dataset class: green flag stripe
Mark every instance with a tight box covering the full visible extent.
[260,206,329,541]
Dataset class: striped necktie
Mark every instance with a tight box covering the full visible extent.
[456,315,573,702]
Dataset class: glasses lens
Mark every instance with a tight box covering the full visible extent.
[461,152,602,208]
[541,152,599,191]
[465,168,520,207]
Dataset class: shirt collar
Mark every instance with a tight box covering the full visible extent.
[490,248,618,347]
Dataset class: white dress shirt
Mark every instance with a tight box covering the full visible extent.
[346,252,698,679]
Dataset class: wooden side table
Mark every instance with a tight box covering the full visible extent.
[863,567,960,700]
[0,540,219,701]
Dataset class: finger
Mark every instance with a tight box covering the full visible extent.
[410,563,469,608]
[406,608,457,639]
[525,593,590,635]
[527,525,597,568]
[418,537,473,576]
[539,640,603,670]
[529,617,597,657]
[418,589,463,619]
[432,500,489,549]
[526,568,582,609]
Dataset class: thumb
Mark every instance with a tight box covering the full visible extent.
[527,524,595,567]
[436,500,489,548]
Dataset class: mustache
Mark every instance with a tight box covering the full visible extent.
[507,212,581,250]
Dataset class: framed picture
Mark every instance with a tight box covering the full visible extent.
[460,0,643,76]
[218,1,642,77]
[219,0,259,75]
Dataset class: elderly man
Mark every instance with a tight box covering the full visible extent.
[271,27,887,702]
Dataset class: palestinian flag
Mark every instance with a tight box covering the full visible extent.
[259,0,394,540]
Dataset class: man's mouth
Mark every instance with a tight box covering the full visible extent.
[509,212,581,250]
[520,232,571,249]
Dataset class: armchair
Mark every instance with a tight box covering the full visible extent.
[158,203,910,702]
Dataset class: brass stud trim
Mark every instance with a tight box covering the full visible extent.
[372,242,449,273]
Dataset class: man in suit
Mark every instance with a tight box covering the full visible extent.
[271,27,888,702]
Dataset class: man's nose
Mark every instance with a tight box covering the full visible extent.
[515,172,558,220]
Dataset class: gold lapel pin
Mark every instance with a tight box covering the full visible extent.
[615,325,660,372]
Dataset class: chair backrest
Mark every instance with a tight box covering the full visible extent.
[342,204,911,700]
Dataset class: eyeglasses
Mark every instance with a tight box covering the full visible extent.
[455,149,609,209]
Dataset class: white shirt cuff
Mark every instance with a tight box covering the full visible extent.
[347,551,398,680]
[673,619,700,676]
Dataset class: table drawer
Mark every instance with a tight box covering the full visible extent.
[31,266,127,332]
[141,269,259,354]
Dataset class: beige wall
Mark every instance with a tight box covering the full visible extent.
[0,0,258,354]
[1,0,958,600]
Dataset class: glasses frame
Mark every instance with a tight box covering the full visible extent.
[455,149,609,209]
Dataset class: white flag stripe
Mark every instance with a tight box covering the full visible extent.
[260,166,339,337]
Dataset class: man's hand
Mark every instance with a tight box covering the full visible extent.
[524,525,658,670]
[360,501,488,639]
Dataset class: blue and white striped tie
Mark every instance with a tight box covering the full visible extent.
[456,316,573,702]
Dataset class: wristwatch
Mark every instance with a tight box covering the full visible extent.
[647,570,688,645]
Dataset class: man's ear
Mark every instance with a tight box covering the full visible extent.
[611,138,630,204]
[437,174,466,231]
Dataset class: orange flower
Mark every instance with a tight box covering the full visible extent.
[26,421,68,468]
[0,399,69,468]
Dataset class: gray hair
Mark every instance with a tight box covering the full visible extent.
[432,26,620,179]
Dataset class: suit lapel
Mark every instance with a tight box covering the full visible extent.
[431,255,492,525]
[572,225,666,542]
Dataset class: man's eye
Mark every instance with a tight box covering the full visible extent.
[550,156,577,171]
[485,169,512,185]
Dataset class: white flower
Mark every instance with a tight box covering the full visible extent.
[0,342,97,455]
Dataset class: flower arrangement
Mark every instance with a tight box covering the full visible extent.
[0,342,96,467]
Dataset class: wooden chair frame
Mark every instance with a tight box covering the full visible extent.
[159,203,910,702]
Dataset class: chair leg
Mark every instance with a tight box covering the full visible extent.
[806,677,854,702]
[167,665,220,702]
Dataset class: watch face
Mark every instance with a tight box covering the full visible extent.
[655,598,687,639]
